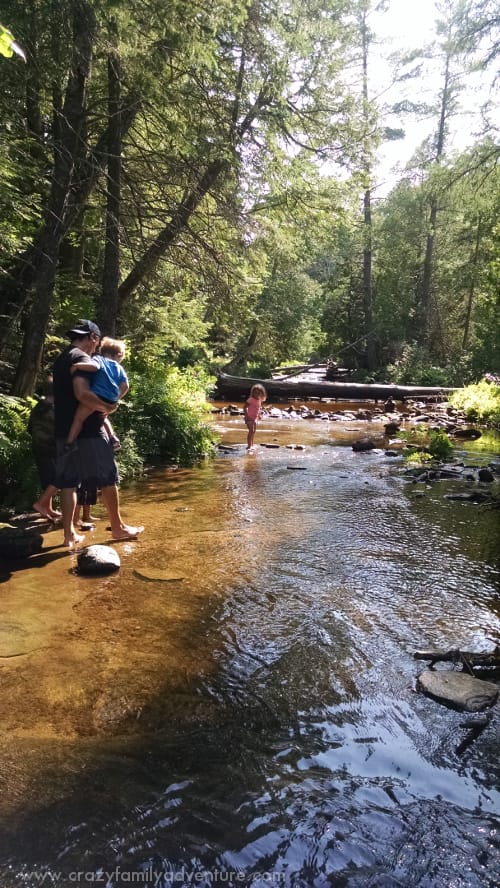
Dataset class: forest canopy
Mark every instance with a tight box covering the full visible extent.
[0,0,498,395]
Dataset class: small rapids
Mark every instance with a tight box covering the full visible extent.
[0,411,499,887]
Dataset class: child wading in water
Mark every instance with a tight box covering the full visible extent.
[66,337,128,451]
[243,384,267,453]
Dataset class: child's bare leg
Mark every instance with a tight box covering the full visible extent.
[104,415,121,450]
[246,421,256,450]
[67,404,92,444]
[81,505,99,523]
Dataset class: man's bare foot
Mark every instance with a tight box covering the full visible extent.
[33,501,60,522]
[111,524,145,541]
[64,532,86,548]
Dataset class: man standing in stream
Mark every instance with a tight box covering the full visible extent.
[52,319,144,548]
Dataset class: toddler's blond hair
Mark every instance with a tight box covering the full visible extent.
[100,337,126,360]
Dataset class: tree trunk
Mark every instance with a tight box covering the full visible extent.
[417,196,438,345]
[10,0,96,397]
[363,186,376,369]
[0,89,140,358]
[97,43,122,336]
[462,216,482,351]
[415,41,451,348]
[360,4,376,371]
[215,372,456,401]
[222,327,258,374]
[117,158,228,305]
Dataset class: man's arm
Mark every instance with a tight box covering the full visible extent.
[70,360,98,375]
[73,375,117,414]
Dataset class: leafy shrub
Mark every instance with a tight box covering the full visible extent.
[114,432,145,482]
[450,379,500,426]
[115,365,217,466]
[398,425,453,462]
[405,450,433,464]
[0,394,38,512]
[427,430,454,461]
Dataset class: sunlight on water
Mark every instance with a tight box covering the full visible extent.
[0,412,499,886]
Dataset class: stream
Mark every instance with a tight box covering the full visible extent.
[0,407,499,887]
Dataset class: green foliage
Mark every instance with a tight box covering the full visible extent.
[0,394,38,511]
[0,0,498,392]
[115,364,217,466]
[428,430,454,461]
[386,344,456,386]
[450,379,500,425]
[398,425,453,462]
[405,450,433,464]
[114,432,145,483]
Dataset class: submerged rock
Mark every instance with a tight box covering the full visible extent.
[77,544,120,576]
[417,669,498,711]
[133,568,185,582]
[478,468,494,483]
[352,438,376,452]
[452,428,482,439]
[444,491,494,503]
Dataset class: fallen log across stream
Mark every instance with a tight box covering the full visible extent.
[215,372,456,402]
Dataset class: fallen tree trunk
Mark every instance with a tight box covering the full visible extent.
[414,648,500,668]
[215,372,456,402]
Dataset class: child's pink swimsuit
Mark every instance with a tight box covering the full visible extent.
[245,397,261,421]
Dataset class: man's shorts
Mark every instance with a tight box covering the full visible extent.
[55,433,119,490]
[34,453,57,489]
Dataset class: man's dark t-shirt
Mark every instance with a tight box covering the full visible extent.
[52,345,104,439]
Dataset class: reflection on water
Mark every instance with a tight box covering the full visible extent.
[0,413,499,887]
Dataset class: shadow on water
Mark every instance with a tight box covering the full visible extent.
[0,414,499,887]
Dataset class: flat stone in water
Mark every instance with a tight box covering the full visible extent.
[0,622,31,658]
[133,568,185,582]
[417,669,498,712]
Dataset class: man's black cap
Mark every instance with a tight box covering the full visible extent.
[66,319,101,339]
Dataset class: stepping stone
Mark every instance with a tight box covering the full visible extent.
[77,544,120,576]
[133,568,185,582]
[417,669,498,712]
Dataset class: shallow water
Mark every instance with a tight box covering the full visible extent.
[0,411,499,887]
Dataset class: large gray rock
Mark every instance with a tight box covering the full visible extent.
[77,544,120,576]
[417,669,498,712]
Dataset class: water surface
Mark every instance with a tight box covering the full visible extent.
[0,411,499,887]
